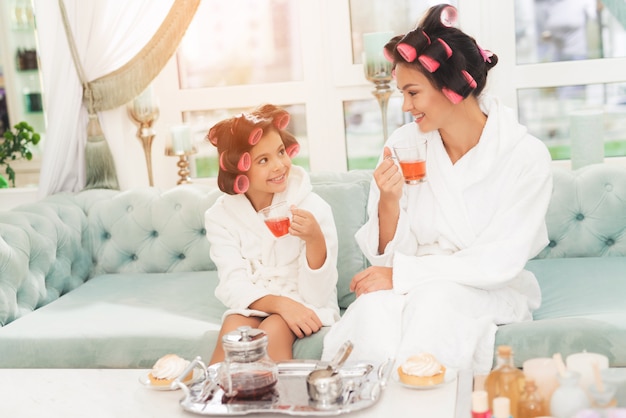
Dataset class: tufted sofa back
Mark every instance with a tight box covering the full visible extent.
[1,163,624,327]
[88,185,221,276]
[0,189,117,325]
[536,164,626,258]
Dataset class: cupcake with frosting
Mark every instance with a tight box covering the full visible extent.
[148,354,193,387]
[397,353,446,386]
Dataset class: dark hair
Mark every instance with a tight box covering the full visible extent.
[385,4,498,102]
[205,104,299,195]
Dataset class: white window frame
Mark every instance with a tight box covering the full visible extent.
[150,0,626,180]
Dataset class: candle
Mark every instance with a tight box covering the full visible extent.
[523,357,559,410]
[566,352,609,391]
[170,125,192,154]
[133,85,157,118]
[362,31,393,81]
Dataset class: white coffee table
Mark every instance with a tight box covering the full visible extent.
[0,368,472,417]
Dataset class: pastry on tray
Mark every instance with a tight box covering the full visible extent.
[397,352,446,387]
[148,354,193,387]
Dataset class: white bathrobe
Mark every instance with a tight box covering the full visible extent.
[322,96,553,373]
[204,166,340,326]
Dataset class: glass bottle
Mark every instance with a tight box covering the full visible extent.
[485,345,525,418]
[518,378,547,418]
[218,325,278,400]
[549,370,589,418]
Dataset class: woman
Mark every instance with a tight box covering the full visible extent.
[322,4,553,374]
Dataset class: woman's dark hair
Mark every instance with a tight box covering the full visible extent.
[385,4,498,103]
[205,104,299,195]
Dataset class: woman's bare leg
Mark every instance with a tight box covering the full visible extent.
[209,315,262,365]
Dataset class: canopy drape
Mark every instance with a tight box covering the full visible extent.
[34,0,200,196]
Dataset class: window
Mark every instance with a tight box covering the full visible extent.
[512,0,626,163]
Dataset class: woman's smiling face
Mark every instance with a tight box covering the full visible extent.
[245,128,291,210]
[396,63,455,132]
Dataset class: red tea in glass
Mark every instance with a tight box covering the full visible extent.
[392,138,427,184]
[264,217,291,237]
[260,202,291,237]
[399,160,426,183]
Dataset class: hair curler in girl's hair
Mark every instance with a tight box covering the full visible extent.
[273,113,290,130]
[219,152,227,170]
[249,127,263,145]
[207,129,218,146]
[233,174,249,194]
[286,143,300,158]
[237,152,251,171]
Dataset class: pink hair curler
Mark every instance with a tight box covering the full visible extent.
[248,127,263,145]
[274,113,290,130]
[442,88,463,104]
[422,30,431,45]
[207,130,218,146]
[383,47,394,63]
[462,70,477,89]
[397,43,417,63]
[219,152,227,171]
[440,5,459,28]
[286,143,300,158]
[237,152,251,171]
[478,45,493,63]
[418,55,440,72]
[438,38,452,58]
[233,174,249,194]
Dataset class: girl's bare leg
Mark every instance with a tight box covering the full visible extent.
[258,314,296,362]
[209,314,262,365]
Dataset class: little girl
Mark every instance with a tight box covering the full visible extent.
[204,104,340,364]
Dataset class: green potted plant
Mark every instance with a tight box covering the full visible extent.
[0,121,41,188]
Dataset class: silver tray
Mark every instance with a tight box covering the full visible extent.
[174,357,394,416]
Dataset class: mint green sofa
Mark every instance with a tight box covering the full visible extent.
[0,164,624,369]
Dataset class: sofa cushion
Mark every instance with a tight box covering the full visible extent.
[0,271,226,368]
[311,170,372,309]
[494,257,626,367]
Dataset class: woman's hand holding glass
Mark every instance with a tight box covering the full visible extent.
[374,147,404,203]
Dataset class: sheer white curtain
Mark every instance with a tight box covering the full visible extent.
[34,0,175,196]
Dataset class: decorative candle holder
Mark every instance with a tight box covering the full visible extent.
[363,31,394,141]
[165,124,197,185]
[128,86,159,186]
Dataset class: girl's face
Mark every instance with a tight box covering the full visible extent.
[245,128,291,211]
[395,63,455,132]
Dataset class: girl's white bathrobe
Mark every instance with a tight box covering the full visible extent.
[322,96,553,373]
[204,166,340,326]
